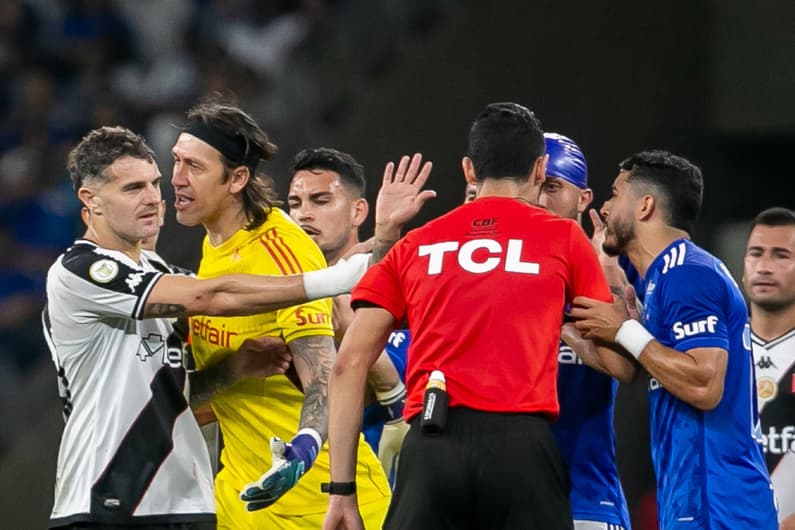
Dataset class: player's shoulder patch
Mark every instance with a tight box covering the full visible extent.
[60,242,160,296]
[88,259,119,283]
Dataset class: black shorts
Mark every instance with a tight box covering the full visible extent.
[385,407,573,530]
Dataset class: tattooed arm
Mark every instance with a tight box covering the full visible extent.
[288,334,336,441]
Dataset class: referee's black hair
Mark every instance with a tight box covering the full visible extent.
[467,102,545,181]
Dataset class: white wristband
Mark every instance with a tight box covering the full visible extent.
[375,381,406,406]
[615,319,654,360]
[302,253,371,300]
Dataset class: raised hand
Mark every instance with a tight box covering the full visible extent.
[375,153,435,231]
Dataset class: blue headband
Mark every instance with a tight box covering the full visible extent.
[544,133,588,189]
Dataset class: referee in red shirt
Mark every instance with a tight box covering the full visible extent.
[322,103,611,530]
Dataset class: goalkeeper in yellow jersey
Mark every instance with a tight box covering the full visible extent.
[170,98,432,529]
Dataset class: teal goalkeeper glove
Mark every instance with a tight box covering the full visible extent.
[239,428,321,511]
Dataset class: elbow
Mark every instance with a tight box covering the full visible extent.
[689,384,724,411]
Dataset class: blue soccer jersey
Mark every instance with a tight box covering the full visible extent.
[552,342,631,528]
[637,239,777,529]
[362,329,410,452]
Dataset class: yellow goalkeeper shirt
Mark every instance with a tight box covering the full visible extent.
[190,208,390,518]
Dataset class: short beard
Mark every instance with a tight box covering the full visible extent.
[751,295,795,313]
[602,218,634,257]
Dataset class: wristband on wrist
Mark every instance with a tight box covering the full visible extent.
[375,381,406,423]
[302,253,371,299]
[615,319,654,360]
[321,481,357,496]
[289,428,322,471]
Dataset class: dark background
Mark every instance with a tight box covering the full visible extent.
[1,1,792,528]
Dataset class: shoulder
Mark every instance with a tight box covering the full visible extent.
[54,240,161,294]
[658,245,730,301]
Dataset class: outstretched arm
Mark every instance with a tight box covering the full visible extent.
[141,253,370,319]
[571,294,728,410]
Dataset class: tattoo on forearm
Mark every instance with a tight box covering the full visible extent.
[289,335,334,439]
[189,361,234,408]
[372,237,398,264]
[144,303,186,318]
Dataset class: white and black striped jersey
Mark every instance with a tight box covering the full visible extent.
[43,239,215,528]
[753,329,795,522]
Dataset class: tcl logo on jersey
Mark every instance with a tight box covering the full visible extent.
[761,426,795,455]
[418,239,540,275]
[296,308,329,326]
[672,315,718,340]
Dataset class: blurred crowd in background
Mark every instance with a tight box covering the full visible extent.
[0,0,448,453]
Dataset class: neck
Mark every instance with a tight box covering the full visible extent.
[751,303,795,341]
[627,224,690,277]
[476,178,540,205]
[203,201,249,247]
[325,235,359,265]
[84,224,142,263]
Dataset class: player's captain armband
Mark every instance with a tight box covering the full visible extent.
[302,253,371,299]
[615,319,655,360]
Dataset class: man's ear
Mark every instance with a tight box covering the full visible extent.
[637,194,656,221]
[578,188,594,214]
[78,187,100,213]
[530,154,548,185]
[229,166,250,194]
[462,157,477,185]
[352,197,369,228]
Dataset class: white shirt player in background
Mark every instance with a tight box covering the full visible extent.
[43,126,370,528]
[743,207,795,530]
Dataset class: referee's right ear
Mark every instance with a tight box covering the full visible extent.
[462,157,477,186]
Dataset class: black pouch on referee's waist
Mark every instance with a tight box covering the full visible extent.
[421,370,448,435]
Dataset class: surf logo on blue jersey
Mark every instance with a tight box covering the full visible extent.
[672,315,718,340]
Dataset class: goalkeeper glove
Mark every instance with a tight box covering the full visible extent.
[375,381,408,484]
[239,428,321,511]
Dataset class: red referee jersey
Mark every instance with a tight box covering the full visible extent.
[352,197,611,421]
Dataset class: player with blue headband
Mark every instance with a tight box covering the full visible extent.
[539,132,632,530]
[539,133,593,222]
